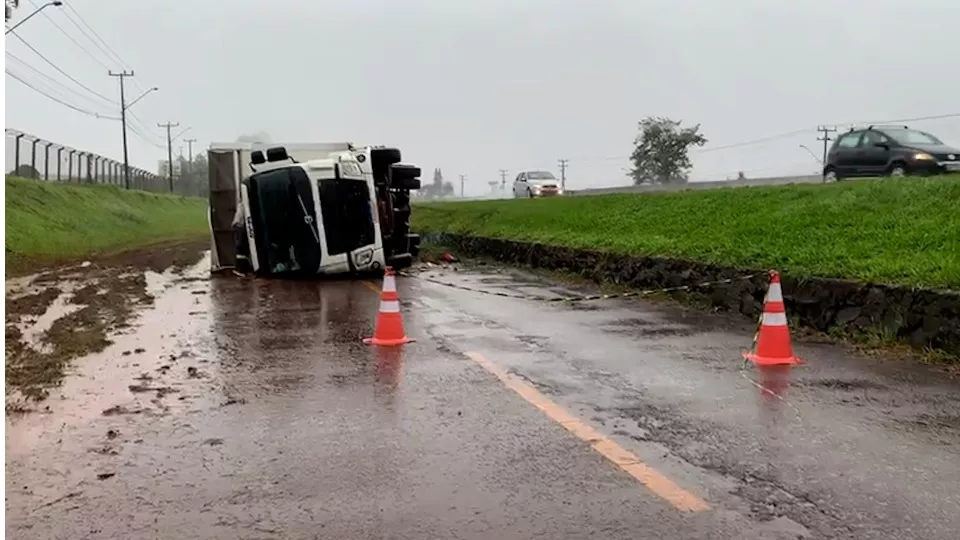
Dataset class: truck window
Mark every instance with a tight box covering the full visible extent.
[317,179,376,256]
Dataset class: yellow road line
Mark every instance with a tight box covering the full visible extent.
[466,351,710,513]
[362,279,708,513]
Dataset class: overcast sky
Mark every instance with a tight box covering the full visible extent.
[5,0,959,194]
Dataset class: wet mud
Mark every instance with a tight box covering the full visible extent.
[4,241,209,408]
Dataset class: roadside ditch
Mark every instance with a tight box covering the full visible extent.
[422,233,960,358]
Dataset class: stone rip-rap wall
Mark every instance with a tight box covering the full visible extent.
[424,233,960,355]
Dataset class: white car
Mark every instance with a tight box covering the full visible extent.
[513,170,563,198]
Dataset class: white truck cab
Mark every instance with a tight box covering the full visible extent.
[207,142,421,277]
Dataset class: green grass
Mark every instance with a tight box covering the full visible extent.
[5,177,209,275]
[413,176,960,289]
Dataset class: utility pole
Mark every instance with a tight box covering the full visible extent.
[109,70,134,189]
[459,174,466,198]
[558,159,569,191]
[499,169,508,191]
[816,126,837,166]
[185,138,196,163]
[158,121,180,192]
[185,138,197,192]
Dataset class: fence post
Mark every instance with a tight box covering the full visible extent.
[44,142,54,181]
[30,139,39,178]
[14,133,25,174]
[68,150,76,181]
[76,152,85,183]
[57,147,64,181]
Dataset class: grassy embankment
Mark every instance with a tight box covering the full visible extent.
[413,176,960,290]
[5,177,209,276]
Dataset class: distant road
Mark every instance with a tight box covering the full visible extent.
[414,173,825,202]
[567,174,823,196]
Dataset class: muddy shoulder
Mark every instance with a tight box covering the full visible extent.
[4,241,209,412]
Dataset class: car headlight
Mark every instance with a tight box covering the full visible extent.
[531,185,542,192]
[912,152,935,161]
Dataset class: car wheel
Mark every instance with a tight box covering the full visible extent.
[527,188,534,199]
[823,168,840,183]
[887,162,908,177]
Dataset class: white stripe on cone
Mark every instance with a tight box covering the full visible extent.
[383,275,397,293]
[380,300,400,313]
[766,283,783,302]
[762,312,788,326]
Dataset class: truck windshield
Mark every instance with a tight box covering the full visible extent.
[317,178,376,256]
[246,167,322,274]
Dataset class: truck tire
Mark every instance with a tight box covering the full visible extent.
[370,147,402,165]
[395,178,421,190]
[407,233,421,257]
[387,252,414,270]
[389,163,422,190]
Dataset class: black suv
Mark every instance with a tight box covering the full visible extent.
[822,126,960,181]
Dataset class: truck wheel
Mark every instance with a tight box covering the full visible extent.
[407,233,421,257]
[371,147,402,165]
[387,252,414,270]
[395,177,421,190]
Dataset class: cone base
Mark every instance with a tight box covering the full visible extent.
[364,336,414,347]
[743,352,803,366]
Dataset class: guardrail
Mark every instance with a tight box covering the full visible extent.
[566,174,823,196]
[4,128,171,193]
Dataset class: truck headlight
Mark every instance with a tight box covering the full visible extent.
[355,248,373,266]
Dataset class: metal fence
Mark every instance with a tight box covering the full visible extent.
[4,128,171,193]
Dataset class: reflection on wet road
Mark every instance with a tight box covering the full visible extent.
[6,258,960,539]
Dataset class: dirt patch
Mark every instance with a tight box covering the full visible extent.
[6,287,62,318]
[13,238,211,281]
[428,233,960,357]
[5,242,208,408]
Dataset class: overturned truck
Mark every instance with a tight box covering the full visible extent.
[207,142,421,277]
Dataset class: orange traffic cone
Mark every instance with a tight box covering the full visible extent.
[363,268,413,347]
[743,271,802,366]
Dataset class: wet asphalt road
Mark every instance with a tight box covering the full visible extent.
[6,258,960,539]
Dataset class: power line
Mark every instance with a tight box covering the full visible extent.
[8,30,117,106]
[58,0,131,71]
[5,51,115,113]
[5,68,117,119]
[26,0,115,71]
[572,112,960,162]
[127,113,167,145]
[127,123,166,150]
